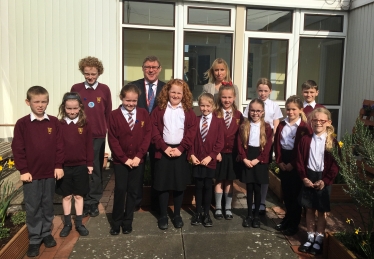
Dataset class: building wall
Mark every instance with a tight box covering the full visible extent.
[341,2,374,134]
[0,0,119,140]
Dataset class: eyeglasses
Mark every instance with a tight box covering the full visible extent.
[311,119,328,124]
[250,110,263,114]
[143,66,160,70]
[84,73,98,77]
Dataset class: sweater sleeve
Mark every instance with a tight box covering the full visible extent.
[151,108,168,152]
[209,119,225,159]
[54,119,64,169]
[11,119,29,174]
[85,122,94,167]
[257,125,273,163]
[296,136,308,180]
[177,110,197,153]
[108,112,128,164]
[104,86,112,129]
[135,111,152,159]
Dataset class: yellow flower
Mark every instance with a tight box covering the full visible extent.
[275,168,280,174]
[332,133,337,138]
[346,218,351,224]
[8,159,14,169]
[0,165,2,171]
[355,228,360,234]
[338,141,343,148]
[0,156,2,161]
[362,241,367,246]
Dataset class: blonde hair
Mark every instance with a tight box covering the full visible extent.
[214,85,237,118]
[285,95,307,122]
[240,99,267,150]
[157,79,193,111]
[198,93,215,108]
[204,58,231,84]
[309,107,335,151]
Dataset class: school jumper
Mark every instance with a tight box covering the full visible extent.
[303,102,325,118]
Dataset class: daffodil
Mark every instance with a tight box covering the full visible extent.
[346,218,351,224]
[339,141,343,148]
[275,168,280,174]
[8,159,14,169]
[0,165,2,171]
[355,228,360,234]
[0,156,2,161]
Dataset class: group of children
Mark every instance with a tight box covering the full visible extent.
[12,60,338,257]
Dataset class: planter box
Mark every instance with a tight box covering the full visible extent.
[141,185,196,206]
[268,170,283,202]
[324,232,357,259]
[330,184,353,203]
[0,224,28,259]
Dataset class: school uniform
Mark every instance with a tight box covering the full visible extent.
[215,109,243,180]
[303,101,325,118]
[203,83,240,107]
[243,99,283,128]
[274,118,312,229]
[296,134,339,212]
[108,106,151,230]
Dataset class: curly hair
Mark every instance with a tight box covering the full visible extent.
[285,95,307,122]
[309,107,335,151]
[214,85,238,118]
[57,92,87,127]
[78,56,104,75]
[204,58,231,84]
[157,79,193,111]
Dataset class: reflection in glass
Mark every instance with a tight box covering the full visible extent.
[246,9,292,32]
[247,38,288,101]
[184,32,233,101]
[122,29,174,85]
[123,1,174,26]
[188,7,230,26]
[297,38,344,105]
[304,14,343,32]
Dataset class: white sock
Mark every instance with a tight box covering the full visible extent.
[304,232,315,247]
[313,233,324,249]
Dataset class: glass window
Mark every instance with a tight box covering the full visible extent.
[304,14,343,32]
[184,32,233,101]
[188,7,231,26]
[122,29,174,85]
[246,38,288,100]
[246,9,292,33]
[123,1,174,26]
[297,38,344,105]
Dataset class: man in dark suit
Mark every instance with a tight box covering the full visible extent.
[130,56,165,211]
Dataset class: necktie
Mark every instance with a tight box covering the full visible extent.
[225,111,231,129]
[128,112,134,130]
[148,84,155,113]
[201,116,208,142]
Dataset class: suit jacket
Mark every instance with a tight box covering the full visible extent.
[131,78,166,113]
[188,115,225,169]
[295,135,339,185]
[108,107,152,164]
[274,120,313,167]
[215,110,243,153]
[151,107,197,159]
[203,83,240,106]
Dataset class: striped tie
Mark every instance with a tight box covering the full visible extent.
[201,116,208,142]
[128,112,134,130]
[225,111,231,129]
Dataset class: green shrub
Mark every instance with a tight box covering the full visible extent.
[11,211,26,226]
[0,227,10,239]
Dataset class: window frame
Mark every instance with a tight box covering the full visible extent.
[300,10,348,36]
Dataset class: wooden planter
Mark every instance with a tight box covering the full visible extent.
[324,232,357,259]
[268,170,283,202]
[330,184,353,203]
[0,224,28,259]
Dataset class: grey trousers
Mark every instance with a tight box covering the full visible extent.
[23,178,55,244]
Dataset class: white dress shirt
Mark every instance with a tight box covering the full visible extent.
[243,99,283,128]
[222,108,233,126]
[303,100,316,108]
[248,121,261,147]
[145,80,158,99]
[84,81,99,90]
[30,113,49,121]
[280,117,301,150]
[163,102,185,144]
[121,106,137,123]
[64,117,79,124]
[307,132,326,172]
[199,112,213,132]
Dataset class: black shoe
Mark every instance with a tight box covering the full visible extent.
[42,234,56,248]
[242,216,252,228]
[252,217,261,228]
[76,225,89,236]
[224,209,233,220]
[172,215,184,228]
[259,203,266,215]
[158,216,168,230]
[27,244,40,257]
[283,227,299,236]
[191,213,202,226]
[309,241,323,255]
[275,221,289,231]
[298,242,312,253]
[214,209,224,220]
[89,203,99,217]
[202,213,213,227]
[122,225,133,234]
[83,204,91,217]
[110,228,120,235]
[59,224,72,237]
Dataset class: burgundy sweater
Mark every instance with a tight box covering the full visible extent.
[12,115,64,179]
[71,82,112,138]
[60,121,94,167]
[108,107,152,164]
[304,103,325,118]
[188,115,225,169]
[215,110,243,153]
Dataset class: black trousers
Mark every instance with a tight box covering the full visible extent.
[112,163,144,230]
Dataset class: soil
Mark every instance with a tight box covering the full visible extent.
[0,215,24,250]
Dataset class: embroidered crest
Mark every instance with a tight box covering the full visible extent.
[141,121,145,127]
[97,97,101,103]
[236,119,240,125]
[47,127,52,134]
[78,128,83,134]
[301,131,305,136]
[88,102,95,108]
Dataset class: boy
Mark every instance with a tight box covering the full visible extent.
[71,56,112,217]
[12,86,64,257]
[301,80,325,118]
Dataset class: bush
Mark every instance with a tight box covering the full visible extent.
[11,211,26,226]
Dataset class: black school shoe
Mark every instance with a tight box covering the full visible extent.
[89,203,99,217]
[27,244,41,257]
[298,242,312,253]
[224,209,233,220]
[42,234,57,248]
[158,216,168,230]
[83,204,90,217]
[76,225,89,236]
[202,213,213,227]
[242,216,252,228]
[309,240,323,255]
[275,220,289,231]
[59,224,72,237]
[122,225,133,234]
[172,215,184,228]
[191,213,202,226]
[214,209,224,220]
[252,217,261,228]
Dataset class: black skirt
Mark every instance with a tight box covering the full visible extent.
[56,165,89,197]
[193,165,215,179]
[153,147,191,191]
[299,169,332,212]
[215,153,239,180]
[239,146,269,184]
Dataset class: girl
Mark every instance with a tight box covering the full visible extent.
[214,85,243,220]
[274,95,312,236]
[296,108,339,255]
[151,79,197,230]
[243,78,283,215]
[107,84,151,235]
[189,93,224,227]
[56,92,93,237]
[238,99,273,228]
[203,58,239,105]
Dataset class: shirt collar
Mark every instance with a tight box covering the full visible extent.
[313,132,327,141]
[284,117,301,126]
[202,113,213,120]
[84,81,99,90]
[121,105,136,115]
[303,101,316,108]
[145,79,158,87]
[250,121,261,127]
[263,98,270,105]
[64,116,79,124]
[167,101,183,109]
[30,113,49,121]
[222,108,232,114]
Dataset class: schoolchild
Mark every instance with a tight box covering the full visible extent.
[238,99,273,228]
[71,56,112,217]
[189,93,224,227]
[56,92,93,237]
[108,84,151,235]
[213,85,243,220]
[12,86,64,257]
[301,80,325,118]
[296,108,339,255]
[151,79,197,230]
[273,95,312,236]
[243,78,283,214]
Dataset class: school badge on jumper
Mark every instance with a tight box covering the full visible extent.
[236,119,240,125]
[97,97,101,103]
[141,121,145,127]
[301,131,305,136]
[47,127,52,134]
[88,102,95,108]
[78,128,83,134]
